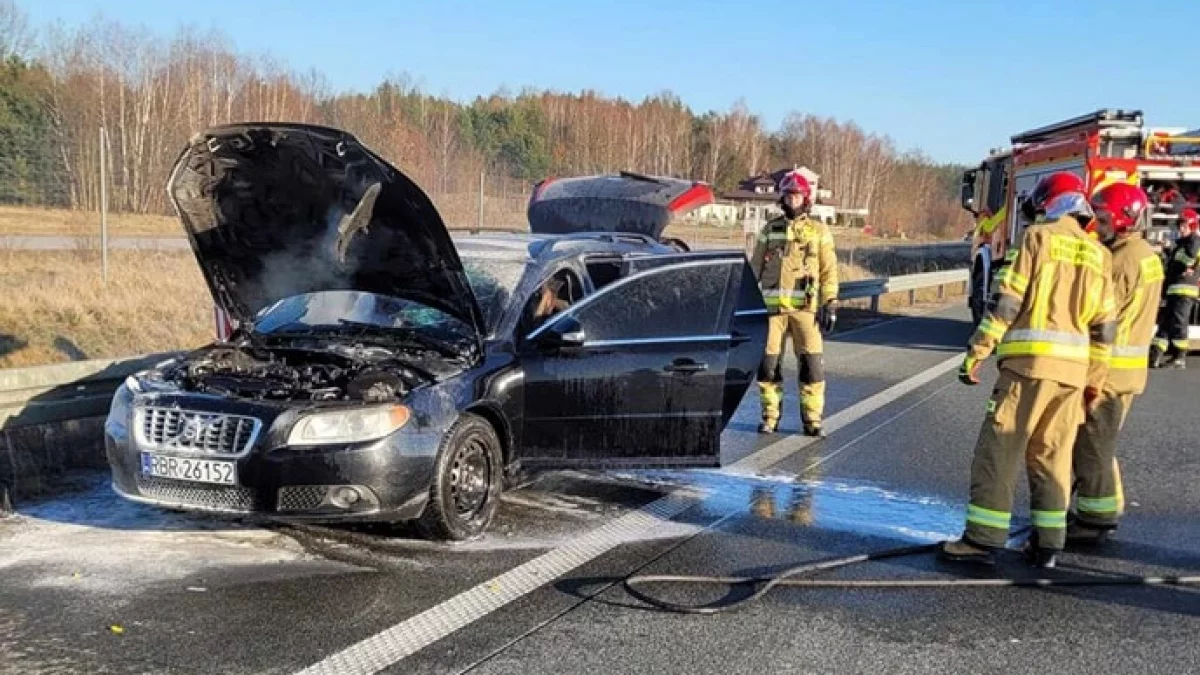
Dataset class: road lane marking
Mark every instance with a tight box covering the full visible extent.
[728,353,962,473]
[294,352,964,675]
[803,381,956,472]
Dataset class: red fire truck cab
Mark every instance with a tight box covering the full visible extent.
[960,109,1200,345]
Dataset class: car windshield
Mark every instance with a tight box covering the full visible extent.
[459,254,529,333]
[251,290,473,341]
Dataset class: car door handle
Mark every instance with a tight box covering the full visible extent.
[664,359,708,374]
[730,332,752,346]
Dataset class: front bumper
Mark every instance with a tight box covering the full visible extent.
[105,397,442,523]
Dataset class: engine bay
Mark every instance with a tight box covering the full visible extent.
[157,343,432,402]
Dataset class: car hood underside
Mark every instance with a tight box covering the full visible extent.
[167,123,484,336]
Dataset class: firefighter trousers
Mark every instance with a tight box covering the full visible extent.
[963,370,1085,551]
[1152,295,1195,357]
[1071,390,1133,529]
[757,310,825,426]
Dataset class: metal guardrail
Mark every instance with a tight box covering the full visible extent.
[839,269,969,312]
[0,269,968,427]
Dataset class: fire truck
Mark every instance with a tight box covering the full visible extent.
[960,109,1200,345]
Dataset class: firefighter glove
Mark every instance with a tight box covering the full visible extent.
[818,301,837,334]
[958,354,982,385]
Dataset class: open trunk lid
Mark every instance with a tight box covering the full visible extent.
[527,171,714,239]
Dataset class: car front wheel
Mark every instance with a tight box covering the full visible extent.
[417,413,503,541]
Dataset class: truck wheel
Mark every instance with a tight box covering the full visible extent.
[417,413,503,541]
[969,263,986,327]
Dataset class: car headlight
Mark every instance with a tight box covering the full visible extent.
[287,405,411,446]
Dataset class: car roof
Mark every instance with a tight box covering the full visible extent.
[451,231,675,266]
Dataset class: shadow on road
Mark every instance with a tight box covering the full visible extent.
[828,313,974,353]
[555,507,1200,620]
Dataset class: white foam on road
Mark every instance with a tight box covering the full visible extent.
[0,480,349,596]
[296,352,964,675]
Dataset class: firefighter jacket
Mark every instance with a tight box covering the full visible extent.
[1106,235,1164,394]
[750,215,838,313]
[969,215,1117,390]
[1164,232,1200,298]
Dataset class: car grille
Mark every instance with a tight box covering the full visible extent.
[135,476,255,512]
[277,486,329,511]
[136,407,260,457]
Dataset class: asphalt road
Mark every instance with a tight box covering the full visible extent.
[3,301,1199,675]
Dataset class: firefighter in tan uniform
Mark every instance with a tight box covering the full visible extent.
[750,170,838,437]
[1069,183,1163,544]
[940,172,1116,569]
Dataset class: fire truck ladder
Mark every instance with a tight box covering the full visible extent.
[1011,109,1144,145]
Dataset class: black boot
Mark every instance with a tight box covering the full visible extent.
[938,538,996,566]
[1149,346,1165,369]
[1066,519,1115,547]
[1021,531,1059,569]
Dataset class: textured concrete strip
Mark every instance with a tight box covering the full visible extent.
[294,493,701,675]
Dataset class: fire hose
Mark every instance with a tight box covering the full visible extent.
[623,540,1200,615]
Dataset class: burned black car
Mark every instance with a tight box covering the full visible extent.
[105,123,767,539]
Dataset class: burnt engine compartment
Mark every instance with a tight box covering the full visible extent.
[160,344,428,402]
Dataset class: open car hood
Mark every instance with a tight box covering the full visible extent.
[527,172,714,239]
[167,123,484,340]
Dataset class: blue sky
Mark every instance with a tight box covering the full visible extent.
[27,0,1200,164]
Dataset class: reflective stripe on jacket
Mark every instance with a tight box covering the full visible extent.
[751,215,839,313]
[1164,232,1200,296]
[968,216,1116,389]
[1105,236,1164,394]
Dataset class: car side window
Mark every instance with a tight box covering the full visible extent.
[561,262,735,342]
[519,269,582,337]
[584,259,625,290]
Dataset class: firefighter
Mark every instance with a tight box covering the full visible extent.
[1068,183,1163,544]
[1150,208,1200,368]
[750,170,839,437]
[939,172,1116,569]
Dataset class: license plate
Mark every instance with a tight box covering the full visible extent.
[140,453,237,485]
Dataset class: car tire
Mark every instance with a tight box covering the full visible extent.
[417,413,503,541]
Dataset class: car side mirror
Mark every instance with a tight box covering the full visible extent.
[537,316,586,350]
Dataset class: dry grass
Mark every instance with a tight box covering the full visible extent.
[0,203,956,247]
[0,205,180,238]
[0,249,212,368]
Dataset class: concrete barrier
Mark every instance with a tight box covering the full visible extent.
[0,352,179,506]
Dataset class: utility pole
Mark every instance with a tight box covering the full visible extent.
[476,171,484,234]
[99,126,109,284]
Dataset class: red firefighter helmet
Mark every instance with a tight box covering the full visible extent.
[1088,183,1149,240]
[1181,208,1199,232]
[1021,172,1091,222]
[778,170,812,202]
